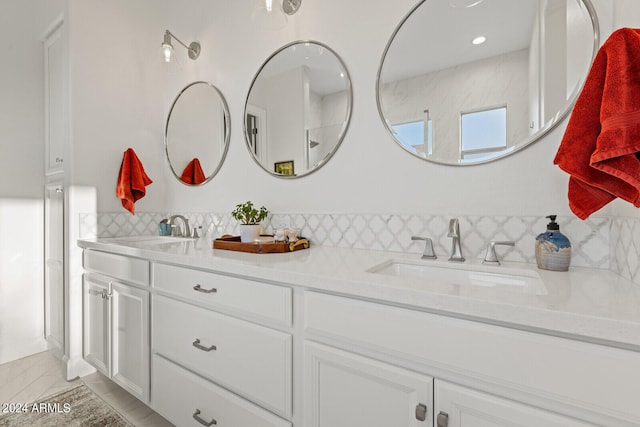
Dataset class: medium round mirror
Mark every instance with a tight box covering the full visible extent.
[165,81,230,185]
[377,0,598,165]
[244,41,352,178]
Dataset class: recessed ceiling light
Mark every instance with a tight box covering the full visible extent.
[472,36,487,45]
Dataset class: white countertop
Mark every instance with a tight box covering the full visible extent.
[78,236,640,350]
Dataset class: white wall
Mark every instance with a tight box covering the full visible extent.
[68,0,167,214]
[58,0,630,222]
[146,0,613,217]
[260,67,306,171]
[0,0,46,363]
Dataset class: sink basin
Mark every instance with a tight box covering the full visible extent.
[367,259,547,295]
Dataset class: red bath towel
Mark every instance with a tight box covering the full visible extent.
[180,158,206,185]
[554,28,640,219]
[116,148,153,214]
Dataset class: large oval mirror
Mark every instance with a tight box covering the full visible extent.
[165,81,230,185]
[244,41,353,178]
[377,0,598,165]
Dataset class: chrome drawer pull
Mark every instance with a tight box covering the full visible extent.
[415,403,427,421]
[193,284,217,294]
[437,411,449,427]
[193,409,217,426]
[193,338,217,352]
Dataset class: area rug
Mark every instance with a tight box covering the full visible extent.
[0,384,134,427]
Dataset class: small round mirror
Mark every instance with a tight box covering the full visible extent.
[165,81,230,185]
[244,41,352,178]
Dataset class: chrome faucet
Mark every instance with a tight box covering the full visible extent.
[483,241,515,265]
[411,236,437,260]
[167,214,190,237]
[447,218,465,262]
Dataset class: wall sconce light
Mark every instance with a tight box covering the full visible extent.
[162,30,201,63]
[252,0,302,30]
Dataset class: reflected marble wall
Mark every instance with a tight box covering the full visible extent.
[380,49,529,162]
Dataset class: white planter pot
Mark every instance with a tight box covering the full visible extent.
[240,224,261,242]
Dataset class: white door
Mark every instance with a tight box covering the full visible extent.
[44,183,64,356]
[305,342,433,427]
[434,380,597,427]
[83,275,110,376]
[111,282,149,403]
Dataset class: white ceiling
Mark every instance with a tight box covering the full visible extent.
[257,42,349,96]
[255,1,551,94]
[381,0,540,82]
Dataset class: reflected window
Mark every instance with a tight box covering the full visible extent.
[461,106,507,161]
[392,111,433,156]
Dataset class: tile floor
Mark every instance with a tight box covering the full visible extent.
[0,351,173,426]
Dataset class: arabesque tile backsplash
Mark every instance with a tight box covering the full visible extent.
[78,212,639,286]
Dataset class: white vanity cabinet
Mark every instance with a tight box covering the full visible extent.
[304,291,639,427]
[303,342,594,427]
[82,250,150,403]
[77,241,640,427]
[150,262,293,426]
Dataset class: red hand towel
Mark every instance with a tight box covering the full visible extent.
[180,158,206,185]
[116,148,153,214]
[554,28,640,219]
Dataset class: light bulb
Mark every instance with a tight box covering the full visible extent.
[251,0,287,30]
[162,43,173,62]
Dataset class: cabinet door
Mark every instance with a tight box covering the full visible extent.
[305,342,433,427]
[111,282,149,403]
[83,275,110,376]
[43,21,67,175]
[434,380,597,427]
[44,183,64,355]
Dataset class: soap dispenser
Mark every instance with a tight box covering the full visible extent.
[535,215,571,271]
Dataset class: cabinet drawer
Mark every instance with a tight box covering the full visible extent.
[152,354,291,427]
[153,262,292,326]
[304,291,640,424]
[153,295,292,417]
[83,250,149,286]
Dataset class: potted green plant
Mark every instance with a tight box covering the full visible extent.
[231,201,269,242]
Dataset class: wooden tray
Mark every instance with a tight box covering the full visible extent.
[213,235,310,254]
